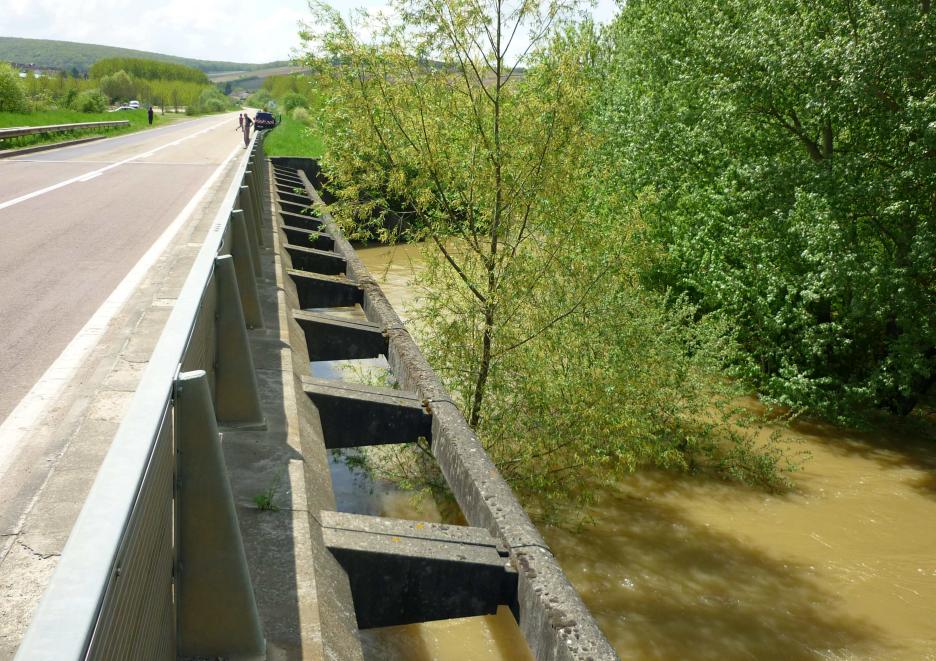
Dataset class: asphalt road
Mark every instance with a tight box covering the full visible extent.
[0,112,246,422]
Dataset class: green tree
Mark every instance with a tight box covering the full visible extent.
[599,0,936,420]
[301,0,788,514]
[89,57,209,84]
[0,63,28,112]
[100,69,135,102]
[245,88,273,109]
[72,88,108,113]
[187,86,230,114]
[281,91,308,112]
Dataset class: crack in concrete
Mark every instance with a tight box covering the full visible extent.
[17,541,60,561]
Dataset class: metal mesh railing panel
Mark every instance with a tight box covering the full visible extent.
[86,407,175,661]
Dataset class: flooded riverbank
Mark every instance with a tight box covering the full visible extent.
[334,242,936,660]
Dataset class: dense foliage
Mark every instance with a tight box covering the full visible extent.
[301,0,789,515]
[72,88,108,113]
[99,70,135,102]
[4,57,229,118]
[0,63,28,113]
[600,0,935,420]
[90,57,209,84]
[186,86,232,115]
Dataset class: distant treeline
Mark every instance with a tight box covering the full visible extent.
[0,36,288,75]
[89,58,209,84]
[3,55,233,116]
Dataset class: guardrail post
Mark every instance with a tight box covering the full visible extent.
[245,167,264,242]
[213,254,264,426]
[230,210,264,329]
[248,157,261,191]
[240,184,263,246]
[234,198,262,277]
[175,369,265,658]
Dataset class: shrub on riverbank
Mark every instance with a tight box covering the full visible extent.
[598,0,936,422]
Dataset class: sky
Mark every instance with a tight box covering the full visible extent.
[0,0,618,64]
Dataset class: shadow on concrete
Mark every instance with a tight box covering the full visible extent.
[220,174,308,656]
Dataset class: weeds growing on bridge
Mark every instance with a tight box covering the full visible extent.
[253,477,282,512]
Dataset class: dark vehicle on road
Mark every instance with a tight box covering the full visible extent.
[254,111,277,130]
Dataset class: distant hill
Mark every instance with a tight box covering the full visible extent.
[0,36,290,75]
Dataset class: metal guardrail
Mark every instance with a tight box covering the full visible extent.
[15,131,270,661]
[0,121,130,139]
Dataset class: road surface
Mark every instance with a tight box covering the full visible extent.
[0,112,245,422]
[0,110,264,654]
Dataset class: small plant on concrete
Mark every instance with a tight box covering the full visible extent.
[253,477,281,512]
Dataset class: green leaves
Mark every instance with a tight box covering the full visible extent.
[600,0,936,420]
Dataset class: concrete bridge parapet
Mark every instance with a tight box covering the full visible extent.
[270,156,619,661]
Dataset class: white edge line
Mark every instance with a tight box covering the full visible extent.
[0,141,243,480]
[0,115,233,212]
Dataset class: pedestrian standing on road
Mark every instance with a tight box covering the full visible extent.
[242,114,253,148]
[147,106,154,125]
[238,113,244,131]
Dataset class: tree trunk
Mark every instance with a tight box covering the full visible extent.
[469,303,495,427]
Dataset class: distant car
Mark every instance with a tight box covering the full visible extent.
[254,111,277,130]
[128,100,140,109]
[108,105,133,112]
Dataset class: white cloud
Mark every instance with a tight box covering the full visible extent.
[0,0,310,63]
[0,0,618,64]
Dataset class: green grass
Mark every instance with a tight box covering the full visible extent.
[262,115,324,158]
[0,108,183,151]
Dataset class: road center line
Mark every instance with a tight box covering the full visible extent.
[0,141,243,481]
[0,116,232,212]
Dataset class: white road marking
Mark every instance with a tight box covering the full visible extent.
[77,171,102,182]
[0,141,243,481]
[0,116,232,212]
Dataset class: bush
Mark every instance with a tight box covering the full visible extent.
[62,88,78,109]
[0,63,28,113]
[27,89,54,112]
[282,92,308,112]
[599,0,936,420]
[291,106,310,124]
[72,89,108,113]
[245,89,273,109]
[187,86,230,115]
[100,70,135,103]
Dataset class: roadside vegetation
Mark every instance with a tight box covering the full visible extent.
[254,74,325,157]
[0,108,165,151]
[262,114,324,158]
[0,57,235,151]
[261,0,934,521]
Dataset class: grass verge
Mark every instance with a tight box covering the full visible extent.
[0,109,186,152]
[262,115,324,158]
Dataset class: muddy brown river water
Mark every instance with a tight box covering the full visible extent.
[318,243,936,660]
